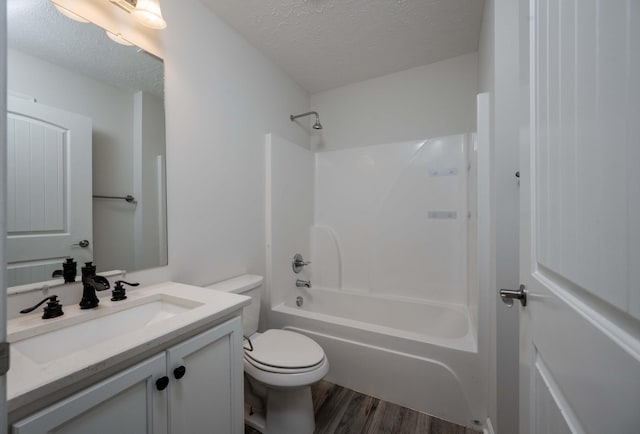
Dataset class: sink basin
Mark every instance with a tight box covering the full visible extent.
[11,295,201,365]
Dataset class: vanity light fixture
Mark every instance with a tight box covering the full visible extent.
[131,0,167,30]
[53,4,89,23]
[109,0,167,30]
[105,30,134,46]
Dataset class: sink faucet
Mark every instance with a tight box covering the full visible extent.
[51,258,77,283]
[79,262,111,309]
[296,279,311,288]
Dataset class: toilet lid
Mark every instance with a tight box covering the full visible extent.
[244,329,325,369]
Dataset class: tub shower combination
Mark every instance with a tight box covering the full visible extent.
[266,132,485,428]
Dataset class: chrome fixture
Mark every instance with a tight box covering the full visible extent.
[296,296,304,307]
[292,253,311,273]
[93,194,137,204]
[290,111,323,130]
[500,284,527,307]
[296,279,311,288]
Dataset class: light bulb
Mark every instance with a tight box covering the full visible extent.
[131,0,167,30]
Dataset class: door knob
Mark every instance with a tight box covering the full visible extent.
[500,284,527,307]
[72,240,90,248]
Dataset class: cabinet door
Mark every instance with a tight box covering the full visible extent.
[13,354,167,434]
[166,317,244,434]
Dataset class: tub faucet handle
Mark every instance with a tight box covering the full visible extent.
[292,253,311,273]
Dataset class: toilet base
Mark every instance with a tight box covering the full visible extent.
[266,386,315,434]
[244,385,315,434]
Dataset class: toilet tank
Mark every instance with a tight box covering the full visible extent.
[205,274,263,336]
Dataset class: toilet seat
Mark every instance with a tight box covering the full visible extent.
[245,356,323,374]
[244,329,325,370]
[244,355,329,389]
[243,329,329,388]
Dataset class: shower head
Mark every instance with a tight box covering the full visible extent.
[290,111,323,130]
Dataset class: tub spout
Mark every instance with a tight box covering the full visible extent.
[296,279,311,288]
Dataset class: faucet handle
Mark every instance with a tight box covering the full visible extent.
[292,253,311,273]
[111,280,140,301]
[20,295,64,319]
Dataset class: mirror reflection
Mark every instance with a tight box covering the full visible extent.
[7,0,167,287]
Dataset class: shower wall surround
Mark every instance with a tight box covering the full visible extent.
[265,133,314,309]
[313,135,469,304]
[266,132,484,426]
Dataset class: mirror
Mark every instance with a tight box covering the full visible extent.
[6,0,167,287]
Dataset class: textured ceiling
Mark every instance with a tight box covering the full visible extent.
[7,0,164,98]
[200,0,485,93]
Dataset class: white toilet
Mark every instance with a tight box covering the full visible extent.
[206,274,329,434]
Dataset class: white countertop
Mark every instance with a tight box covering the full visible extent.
[7,282,250,413]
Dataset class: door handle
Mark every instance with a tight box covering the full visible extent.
[72,240,90,248]
[500,284,527,307]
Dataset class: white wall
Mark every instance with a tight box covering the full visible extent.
[128,0,309,290]
[7,49,136,272]
[309,53,478,151]
[478,0,521,433]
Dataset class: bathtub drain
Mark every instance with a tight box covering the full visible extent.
[296,296,304,307]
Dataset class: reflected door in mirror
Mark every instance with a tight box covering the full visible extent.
[7,97,93,286]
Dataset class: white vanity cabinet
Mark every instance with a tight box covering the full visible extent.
[166,316,244,434]
[12,317,244,434]
[12,354,168,434]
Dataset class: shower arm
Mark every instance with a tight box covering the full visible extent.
[290,111,319,122]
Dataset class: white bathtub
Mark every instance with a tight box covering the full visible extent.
[269,287,485,429]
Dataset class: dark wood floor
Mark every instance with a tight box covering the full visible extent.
[245,380,480,434]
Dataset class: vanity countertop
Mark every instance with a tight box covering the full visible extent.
[7,282,250,414]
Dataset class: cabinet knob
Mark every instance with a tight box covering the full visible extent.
[156,376,169,391]
[173,365,186,380]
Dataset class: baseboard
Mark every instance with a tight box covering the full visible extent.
[484,417,496,434]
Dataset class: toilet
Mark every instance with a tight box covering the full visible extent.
[206,274,329,434]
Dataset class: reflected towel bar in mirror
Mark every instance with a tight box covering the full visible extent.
[93,194,137,204]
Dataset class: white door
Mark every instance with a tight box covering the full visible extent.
[7,97,92,286]
[516,0,640,433]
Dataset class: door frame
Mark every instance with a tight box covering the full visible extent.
[0,1,9,432]
[518,0,532,431]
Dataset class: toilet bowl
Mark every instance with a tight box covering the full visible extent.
[206,275,329,434]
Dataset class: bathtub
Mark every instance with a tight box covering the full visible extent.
[269,287,485,429]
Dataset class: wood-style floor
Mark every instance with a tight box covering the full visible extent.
[245,380,480,434]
